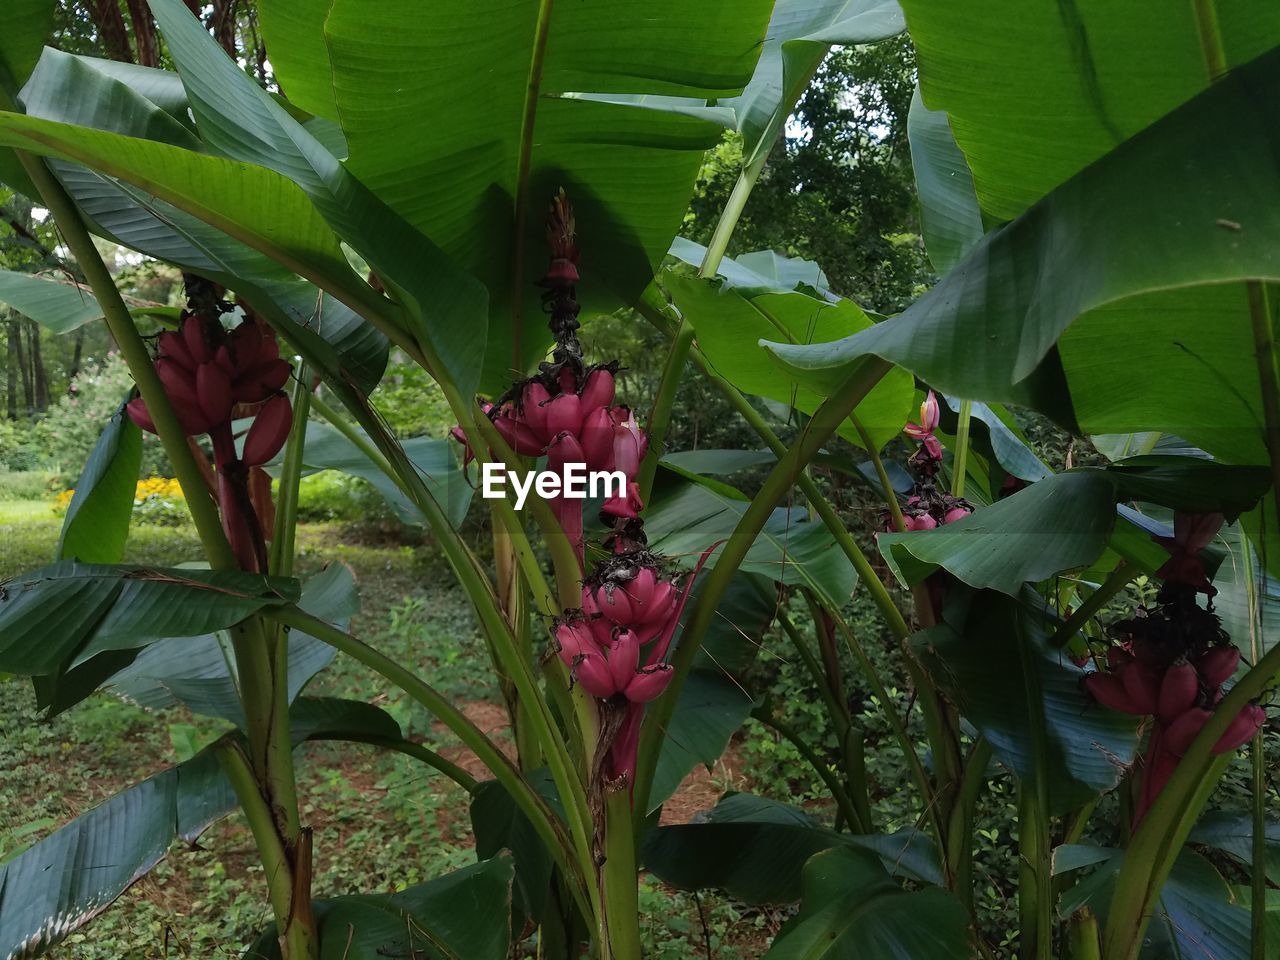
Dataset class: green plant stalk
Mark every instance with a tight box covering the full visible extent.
[1242,508,1268,960]
[1018,786,1053,960]
[639,291,911,640]
[310,393,410,497]
[1049,564,1138,649]
[775,604,874,830]
[851,415,907,533]
[946,737,992,920]
[632,357,893,810]
[1248,282,1280,525]
[217,737,317,959]
[798,590,875,832]
[338,736,479,793]
[17,141,314,952]
[270,368,313,577]
[636,154,767,514]
[509,0,555,371]
[128,305,183,323]
[699,153,767,278]
[822,594,944,849]
[854,414,963,809]
[636,292,954,841]
[267,604,595,922]
[1069,909,1102,960]
[262,372,312,845]
[952,399,973,498]
[751,703,868,832]
[601,789,641,960]
[636,315,694,502]
[314,365,599,907]
[1017,610,1054,960]
[12,151,233,567]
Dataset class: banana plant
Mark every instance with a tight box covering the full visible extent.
[1,0,1277,958]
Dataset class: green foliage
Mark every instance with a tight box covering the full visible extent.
[684,36,930,312]
[0,467,55,498]
[32,353,168,477]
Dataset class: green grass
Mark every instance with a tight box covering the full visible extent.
[0,499,59,524]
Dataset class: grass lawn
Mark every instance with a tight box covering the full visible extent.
[0,511,772,958]
[0,499,60,524]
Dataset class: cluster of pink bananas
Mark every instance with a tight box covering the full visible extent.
[555,554,702,783]
[126,301,293,571]
[490,363,646,520]
[1085,514,1264,823]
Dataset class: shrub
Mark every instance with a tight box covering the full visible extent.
[33,353,170,481]
[295,470,393,524]
[0,469,60,501]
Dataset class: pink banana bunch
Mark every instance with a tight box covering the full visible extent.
[554,549,710,784]
[450,194,649,558]
[1083,517,1264,824]
[126,297,293,572]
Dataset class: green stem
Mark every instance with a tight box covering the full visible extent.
[315,380,598,914]
[851,415,907,534]
[1248,282,1280,525]
[310,393,407,498]
[636,315,694,502]
[952,399,973,499]
[266,605,594,922]
[270,367,312,577]
[20,142,315,953]
[1049,563,1138,649]
[1192,0,1228,81]
[639,291,910,641]
[751,703,867,832]
[1069,909,1102,960]
[1018,786,1054,960]
[632,357,893,811]
[341,736,479,794]
[699,154,767,278]
[947,738,992,920]
[14,150,233,567]
[601,789,641,960]
[217,737,316,959]
[1242,526,1269,960]
[1017,610,1054,960]
[775,603,872,829]
[822,595,943,849]
[128,305,183,324]
[509,0,555,371]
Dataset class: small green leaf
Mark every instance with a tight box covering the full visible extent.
[57,402,141,564]
[0,269,104,333]
[762,846,971,960]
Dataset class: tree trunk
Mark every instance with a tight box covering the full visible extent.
[210,0,240,57]
[5,319,18,421]
[28,320,48,413]
[124,0,158,67]
[85,0,134,63]
[13,319,32,417]
[68,327,86,387]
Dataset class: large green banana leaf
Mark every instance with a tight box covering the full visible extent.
[12,49,389,391]
[901,0,1280,222]
[258,0,778,387]
[764,47,1280,464]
